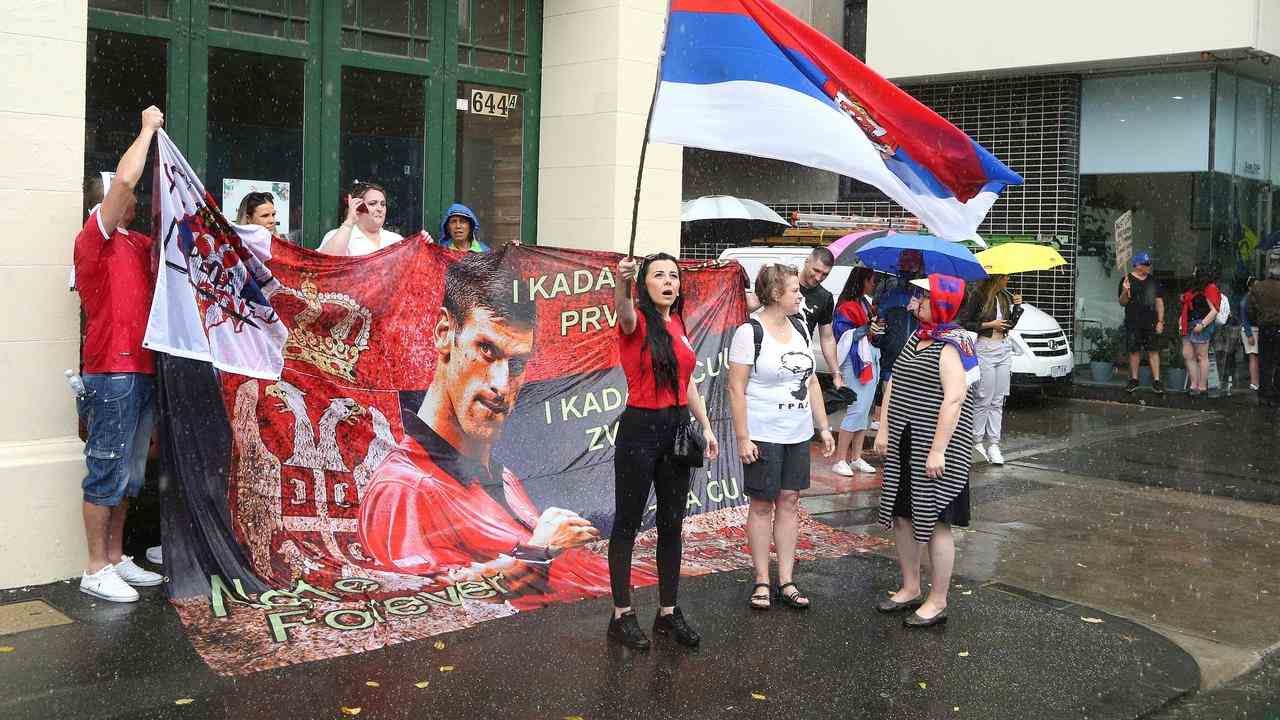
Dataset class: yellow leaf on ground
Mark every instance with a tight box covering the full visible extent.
[918,682,927,689]
[434,640,446,650]
[440,665,455,672]
[954,706,960,711]
[957,651,970,657]
[174,699,194,705]
[961,591,973,596]
[340,708,362,716]
[750,692,767,701]
[365,681,380,688]
[0,646,14,653]
[1081,617,1105,624]
[414,681,430,689]
[565,716,586,720]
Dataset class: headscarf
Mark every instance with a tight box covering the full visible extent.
[912,273,979,385]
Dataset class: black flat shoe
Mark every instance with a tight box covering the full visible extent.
[876,594,924,613]
[775,582,810,610]
[608,611,651,650]
[904,609,948,628]
[654,607,701,647]
[748,583,771,611]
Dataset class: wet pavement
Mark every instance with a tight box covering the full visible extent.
[3,395,1276,718]
[0,552,1196,720]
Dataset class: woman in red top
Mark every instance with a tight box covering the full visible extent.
[607,252,720,651]
[1179,267,1221,396]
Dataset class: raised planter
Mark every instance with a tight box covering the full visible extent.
[1089,361,1114,383]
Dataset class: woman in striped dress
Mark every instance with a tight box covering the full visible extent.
[872,273,979,628]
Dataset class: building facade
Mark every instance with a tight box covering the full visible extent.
[0,0,679,587]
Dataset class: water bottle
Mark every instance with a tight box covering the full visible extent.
[65,369,88,400]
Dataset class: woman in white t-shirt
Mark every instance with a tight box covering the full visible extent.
[317,182,405,256]
[727,264,835,612]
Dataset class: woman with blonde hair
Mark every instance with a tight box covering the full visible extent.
[958,274,1021,464]
[728,263,834,612]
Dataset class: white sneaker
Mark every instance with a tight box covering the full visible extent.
[870,420,881,431]
[987,444,1005,465]
[851,458,877,474]
[145,545,163,565]
[831,460,854,476]
[974,444,990,462]
[80,565,139,603]
[114,556,163,587]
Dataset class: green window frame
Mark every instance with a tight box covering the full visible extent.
[88,0,542,247]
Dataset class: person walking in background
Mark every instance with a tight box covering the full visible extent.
[1179,266,1220,397]
[1241,276,1261,392]
[830,267,883,477]
[728,263,835,612]
[872,274,978,628]
[438,202,491,252]
[1247,250,1280,406]
[607,253,719,650]
[960,274,1021,465]
[1118,252,1166,395]
[318,182,403,256]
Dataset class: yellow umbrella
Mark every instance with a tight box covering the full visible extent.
[975,242,1067,275]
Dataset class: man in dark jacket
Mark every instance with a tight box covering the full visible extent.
[1247,249,1280,406]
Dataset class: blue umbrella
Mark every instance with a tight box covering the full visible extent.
[854,232,988,280]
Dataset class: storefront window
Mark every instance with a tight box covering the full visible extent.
[455,82,523,248]
[89,0,170,18]
[342,1,431,58]
[206,48,306,243]
[209,1,311,41]
[459,0,527,72]
[340,67,426,237]
[1080,71,1211,174]
[84,30,168,234]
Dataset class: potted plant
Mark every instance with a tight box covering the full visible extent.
[1081,326,1120,383]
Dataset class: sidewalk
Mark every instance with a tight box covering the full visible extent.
[0,550,1196,720]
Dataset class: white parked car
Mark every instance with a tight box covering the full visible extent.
[718,246,1074,388]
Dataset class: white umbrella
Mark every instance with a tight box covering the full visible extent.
[680,195,790,225]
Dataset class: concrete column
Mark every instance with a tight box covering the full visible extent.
[0,1,90,587]
[538,0,682,256]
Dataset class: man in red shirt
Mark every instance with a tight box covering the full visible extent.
[359,251,629,609]
[73,106,166,603]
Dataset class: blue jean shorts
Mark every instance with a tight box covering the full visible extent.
[77,373,156,507]
[1185,316,1216,345]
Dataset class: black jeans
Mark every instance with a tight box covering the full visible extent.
[609,405,692,608]
[1259,326,1280,403]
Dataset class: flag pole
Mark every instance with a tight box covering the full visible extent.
[626,0,674,260]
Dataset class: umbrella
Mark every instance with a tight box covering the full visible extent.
[855,233,987,280]
[975,243,1067,275]
[826,228,893,266]
[680,195,790,225]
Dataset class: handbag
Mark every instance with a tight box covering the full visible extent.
[670,416,707,468]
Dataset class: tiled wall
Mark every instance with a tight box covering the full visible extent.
[681,75,1083,342]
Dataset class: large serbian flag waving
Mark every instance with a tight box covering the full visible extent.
[650,0,1023,242]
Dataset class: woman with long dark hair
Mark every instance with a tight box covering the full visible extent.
[1179,266,1221,396]
[318,181,403,256]
[958,274,1021,464]
[831,266,884,476]
[607,253,719,650]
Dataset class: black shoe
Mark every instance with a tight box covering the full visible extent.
[608,611,651,650]
[653,607,701,647]
[904,609,948,628]
[1152,379,1166,396]
[876,593,924,613]
[1124,379,1139,393]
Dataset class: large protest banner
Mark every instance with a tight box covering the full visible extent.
[157,235,885,675]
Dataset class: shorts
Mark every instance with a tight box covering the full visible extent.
[1184,316,1215,345]
[742,440,811,500]
[1241,327,1259,354]
[1122,324,1161,353]
[77,372,156,507]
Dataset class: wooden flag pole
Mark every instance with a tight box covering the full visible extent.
[626,1,674,261]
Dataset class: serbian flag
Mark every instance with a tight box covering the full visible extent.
[650,0,1023,242]
[143,129,287,379]
[832,299,875,385]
